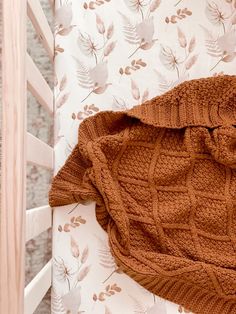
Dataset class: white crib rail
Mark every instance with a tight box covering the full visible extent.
[0,0,54,313]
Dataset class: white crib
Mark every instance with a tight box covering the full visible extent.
[1,0,236,313]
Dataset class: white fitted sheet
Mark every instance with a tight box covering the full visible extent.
[52,1,236,313]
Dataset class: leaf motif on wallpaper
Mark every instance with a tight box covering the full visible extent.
[61,287,82,314]
[96,14,105,34]
[200,26,222,58]
[77,32,98,57]
[56,93,70,108]
[73,58,94,89]
[55,3,73,29]
[150,0,161,12]
[119,13,140,45]
[106,23,114,39]
[185,54,198,69]
[96,236,116,269]
[131,79,140,100]
[77,265,91,281]
[188,36,196,53]
[51,289,66,314]
[177,27,187,48]
[104,41,117,56]
[159,46,180,71]
[205,1,227,26]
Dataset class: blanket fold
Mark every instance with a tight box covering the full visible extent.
[49,75,236,314]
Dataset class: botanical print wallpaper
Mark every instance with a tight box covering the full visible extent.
[52,0,236,313]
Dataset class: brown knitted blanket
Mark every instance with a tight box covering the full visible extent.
[49,75,236,314]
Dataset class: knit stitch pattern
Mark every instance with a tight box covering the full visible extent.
[49,75,236,314]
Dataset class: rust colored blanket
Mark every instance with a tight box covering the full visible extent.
[49,75,236,314]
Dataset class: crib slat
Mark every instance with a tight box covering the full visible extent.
[26,206,52,242]
[0,0,26,313]
[27,53,53,115]
[27,0,54,62]
[27,133,53,170]
[24,260,52,314]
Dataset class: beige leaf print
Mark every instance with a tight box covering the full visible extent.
[74,58,94,89]
[165,8,192,24]
[81,245,89,264]
[105,305,112,314]
[106,23,114,39]
[119,13,140,45]
[57,26,75,36]
[71,236,80,258]
[130,295,147,314]
[222,54,236,62]
[188,36,196,53]
[93,84,111,94]
[150,0,161,12]
[77,265,90,281]
[56,93,70,108]
[77,33,98,57]
[55,3,73,28]
[97,236,116,269]
[131,79,140,100]
[119,59,147,76]
[205,1,227,27]
[59,74,67,91]
[201,26,222,58]
[217,30,236,54]
[159,46,180,73]
[124,0,144,13]
[93,284,122,302]
[61,287,81,314]
[104,41,117,56]
[136,17,155,45]
[96,14,105,34]
[51,289,66,314]
[185,54,198,69]
[142,88,149,103]
[177,27,187,48]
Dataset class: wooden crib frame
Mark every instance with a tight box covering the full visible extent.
[0,0,54,313]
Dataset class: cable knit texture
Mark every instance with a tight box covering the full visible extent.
[49,75,236,314]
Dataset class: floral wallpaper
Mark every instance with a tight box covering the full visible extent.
[52,0,236,313]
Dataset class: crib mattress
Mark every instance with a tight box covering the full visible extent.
[52,1,236,313]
